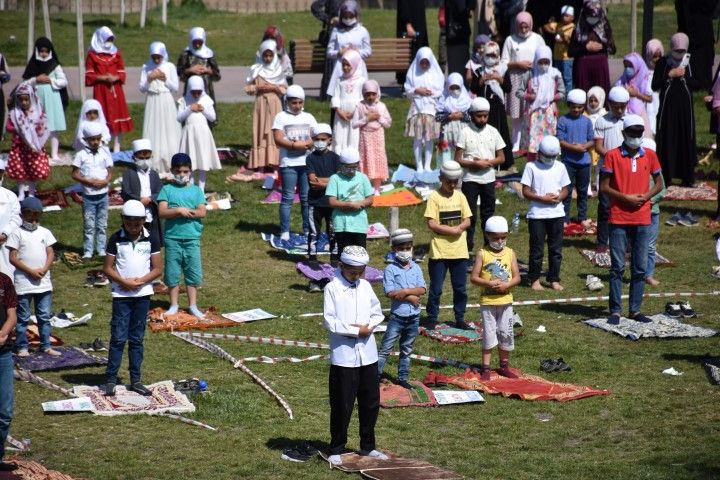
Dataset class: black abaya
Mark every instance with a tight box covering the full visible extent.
[444,0,477,75]
[396,0,428,84]
[468,72,515,170]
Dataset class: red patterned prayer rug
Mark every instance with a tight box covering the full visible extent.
[424,369,611,402]
[664,182,717,201]
[148,307,237,332]
[0,458,88,480]
[320,452,463,480]
[379,381,438,408]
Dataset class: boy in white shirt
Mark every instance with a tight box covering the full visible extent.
[323,246,387,466]
[6,197,59,357]
[71,122,113,259]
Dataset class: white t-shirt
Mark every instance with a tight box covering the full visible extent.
[594,113,625,165]
[5,225,56,295]
[456,123,506,184]
[106,227,161,298]
[72,148,114,195]
[520,160,571,219]
[271,111,318,168]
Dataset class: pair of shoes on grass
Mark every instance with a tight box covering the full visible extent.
[666,211,699,227]
[540,358,571,373]
[665,301,696,318]
[281,442,319,462]
[79,338,108,352]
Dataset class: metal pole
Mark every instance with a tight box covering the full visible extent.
[162,0,167,25]
[27,0,36,61]
[42,0,51,39]
[642,0,654,48]
[76,0,86,101]
[140,0,147,28]
[630,0,637,52]
[120,0,125,25]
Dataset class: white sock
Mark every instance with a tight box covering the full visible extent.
[280,232,290,241]
[196,170,207,193]
[511,118,523,151]
[28,182,36,197]
[424,141,434,171]
[50,133,60,159]
[413,139,424,172]
[16,182,27,201]
[328,454,342,466]
[113,135,121,153]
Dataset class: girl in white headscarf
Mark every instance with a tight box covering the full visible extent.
[403,47,444,173]
[436,72,471,150]
[177,75,221,193]
[73,98,111,152]
[332,49,367,153]
[176,27,221,127]
[140,41,181,173]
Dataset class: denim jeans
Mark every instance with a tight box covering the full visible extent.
[528,217,564,283]
[0,350,13,460]
[82,193,109,256]
[646,213,660,278]
[426,259,467,324]
[106,296,151,384]
[279,166,309,235]
[16,291,53,351]
[553,59,573,93]
[461,181,496,252]
[377,314,420,381]
[609,224,650,314]
[563,161,590,223]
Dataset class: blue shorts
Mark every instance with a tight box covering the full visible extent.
[164,237,202,287]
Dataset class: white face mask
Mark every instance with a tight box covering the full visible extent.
[484,56,498,67]
[314,140,327,151]
[489,240,506,251]
[136,160,151,171]
[519,31,531,39]
[395,249,413,264]
[449,89,461,98]
[539,154,556,165]
[342,17,357,27]
[624,136,643,149]
[539,64,550,73]
[104,41,114,50]
[174,174,191,185]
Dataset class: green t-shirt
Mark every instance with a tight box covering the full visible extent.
[326,172,373,234]
[157,183,207,240]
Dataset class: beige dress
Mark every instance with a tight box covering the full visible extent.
[245,77,286,169]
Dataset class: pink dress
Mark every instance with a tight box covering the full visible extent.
[352,100,391,181]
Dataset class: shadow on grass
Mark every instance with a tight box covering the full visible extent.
[60,372,108,386]
[538,302,606,319]
[561,237,596,249]
[265,436,329,453]
[234,219,279,234]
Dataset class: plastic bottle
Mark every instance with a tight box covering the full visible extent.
[510,212,520,233]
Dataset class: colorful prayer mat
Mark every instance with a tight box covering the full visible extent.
[296,261,384,283]
[379,381,438,408]
[148,307,237,333]
[577,247,673,268]
[36,189,70,209]
[320,452,463,480]
[419,323,483,343]
[1,457,88,480]
[71,381,195,416]
[563,221,596,237]
[371,187,423,207]
[424,369,611,402]
[261,190,300,204]
[16,324,63,346]
[584,314,718,340]
[664,182,717,201]
[12,347,106,372]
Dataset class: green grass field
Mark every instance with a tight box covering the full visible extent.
[1,5,719,480]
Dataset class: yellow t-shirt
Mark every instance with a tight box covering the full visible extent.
[478,246,514,305]
[552,22,575,61]
[424,190,472,260]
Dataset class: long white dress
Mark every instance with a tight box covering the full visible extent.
[331,77,364,152]
[177,94,221,171]
[140,61,182,173]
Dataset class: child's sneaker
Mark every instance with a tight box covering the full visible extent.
[16,349,30,357]
[665,302,682,318]
[84,272,96,288]
[93,272,109,286]
[678,212,699,227]
[677,301,696,318]
[42,348,62,357]
[665,212,682,226]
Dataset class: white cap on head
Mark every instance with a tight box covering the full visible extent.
[132,138,152,153]
[623,114,645,130]
[286,84,305,100]
[312,123,332,137]
[339,149,360,164]
[485,215,508,233]
[567,88,587,105]
[539,135,561,156]
[440,160,463,180]
[340,245,369,266]
[608,86,630,103]
[641,138,656,150]
[469,97,490,113]
[390,228,414,245]
[561,5,574,16]
[82,122,104,138]
[121,199,146,218]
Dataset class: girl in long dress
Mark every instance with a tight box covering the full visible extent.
[332,49,366,152]
[615,52,653,138]
[85,26,134,152]
[22,37,67,162]
[73,99,111,151]
[140,42,181,174]
[353,79,391,194]
[177,75,221,193]
[644,39,664,135]
[326,0,372,100]
[436,72,471,150]
[177,27,221,127]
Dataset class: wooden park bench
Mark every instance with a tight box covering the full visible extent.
[289,37,415,74]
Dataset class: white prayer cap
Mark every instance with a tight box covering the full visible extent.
[340,245,369,266]
[312,123,332,137]
[567,88,587,105]
[440,160,463,180]
[539,135,561,156]
[485,215,508,233]
[286,84,305,100]
[623,114,645,130]
[469,97,490,112]
[561,5,575,16]
[82,121,104,138]
[339,149,360,164]
[390,228,414,245]
[132,138,153,153]
[122,199,146,218]
[641,138,656,151]
[608,86,630,103]
[187,75,205,92]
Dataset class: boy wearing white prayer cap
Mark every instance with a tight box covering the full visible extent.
[121,139,163,246]
[323,246,387,467]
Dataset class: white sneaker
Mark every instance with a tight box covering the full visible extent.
[328,454,342,466]
[360,449,389,460]
[16,349,30,357]
[42,348,62,357]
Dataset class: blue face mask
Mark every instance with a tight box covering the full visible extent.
[624,67,635,78]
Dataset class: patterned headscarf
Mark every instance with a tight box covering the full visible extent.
[10,83,49,153]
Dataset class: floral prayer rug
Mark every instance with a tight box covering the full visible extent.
[71,380,195,416]
[148,307,237,333]
[379,381,438,408]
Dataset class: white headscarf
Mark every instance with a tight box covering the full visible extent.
[404,46,444,113]
[90,26,118,55]
[73,98,110,150]
[144,41,169,71]
[529,46,559,111]
[186,27,214,59]
[438,72,472,113]
[185,75,207,103]
[247,39,286,85]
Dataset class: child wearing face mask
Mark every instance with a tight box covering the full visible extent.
[520,136,570,291]
[377,229,426,389]
[121,139,163,246]
[615,52,653,137]
[71,122,114,259]
[353,79,391,195]
[325,1,371,102]
[436,73,471,151]
[470,215,521,381]
[158,153,207,319]
[6,196,59,357]
[332,50,366,153]
[464,34,490,87]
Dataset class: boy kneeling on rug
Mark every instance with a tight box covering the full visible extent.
[377,228,426,389]
[102,200,162,396]
[324,246,387,466]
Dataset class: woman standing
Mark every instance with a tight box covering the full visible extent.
[396,0,428,84]
[568,0,615,95]
[444,0,477,76]
[325,1,371,101]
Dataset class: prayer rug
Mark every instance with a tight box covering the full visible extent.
[563,220,597,237]
[13,347,106,372]
[148,307,237,332]
[419,323,483,343]
[577,247,673,268]
[216,146,249,162]
[371,188,423,207]
[296,261,383,283]
[36,189,70,209]
[107,188,124,209]
[71,380,195,416]
[320,452,463,480]
[704,357,720,385]
[0,458,88,480]
[379,381,438,408]
[425,369,611,402]
[664,182,717,201]
[16,324,63,347]
[261,190,300,204]
[584,314,718,340]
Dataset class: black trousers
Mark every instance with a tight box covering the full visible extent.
[461,181,496,253]
[596,191,610,247]
[335,232,366,258]
[528,217,564,283]
[329,363,379,454]
[308,205,335,258]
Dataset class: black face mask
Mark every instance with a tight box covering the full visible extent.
[472,120,486,129]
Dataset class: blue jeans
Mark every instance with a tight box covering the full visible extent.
[646,212,660,278]
[377,314,420,381]
[563,161,590,222]
[106,296,151,384]
[82,193,109,256]
[609,224,650,314]
[16,291,53,351]
[279,166,309,235]
[553,59,573,92]
[0,350,13,460]
[426,259,467,324]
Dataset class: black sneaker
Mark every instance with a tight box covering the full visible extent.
[665,302,682,318]
[94,272,110,287]
[397,379,414,389]
[84,272,96,288]
[92,338,108,352]
[281,443,318,463]
[78,342,93,350]
[104,383,116,396]
[677,301,696,318]
[308,281,323,293]
[554,357,571,372]
[130,382,152,396]
[454,321,473,330]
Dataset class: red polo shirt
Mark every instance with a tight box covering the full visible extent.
[602,146,662,225]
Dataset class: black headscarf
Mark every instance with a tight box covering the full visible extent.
[22,37,61,80]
